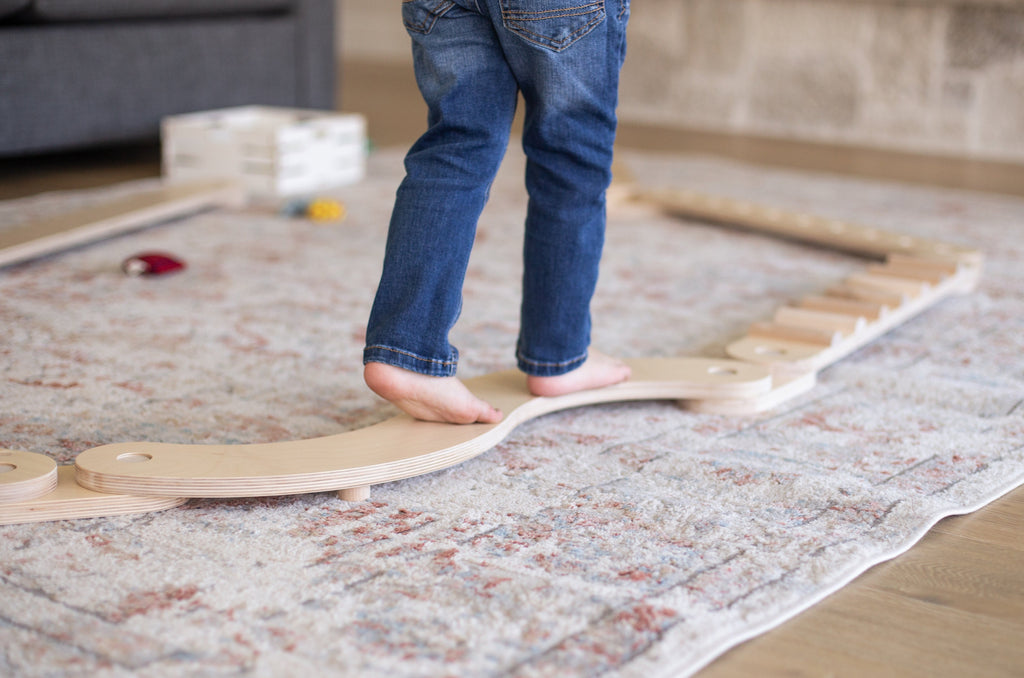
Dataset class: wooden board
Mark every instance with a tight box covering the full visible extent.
[74,358,773,498]
[0,180,244,268]
[630,186,983,266]
[0,466,187,525]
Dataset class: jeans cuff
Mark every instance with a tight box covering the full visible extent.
[363,345,458,377]
[516,349,588,377]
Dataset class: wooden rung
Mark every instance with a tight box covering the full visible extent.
[867,262,947,285]
[338,486,370,502]
[748,321,840,347]
[885,253,960,276]
[774,306,866,335]
[845,272,928,298]
[799,295,887,321]
[825,283,906,308]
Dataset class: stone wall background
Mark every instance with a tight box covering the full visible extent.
[338,0,1024,163]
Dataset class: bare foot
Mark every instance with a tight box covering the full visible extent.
[364,362,503,425]
[526,350,631,398]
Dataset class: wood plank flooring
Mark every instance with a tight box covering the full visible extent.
[1,58,1021,677]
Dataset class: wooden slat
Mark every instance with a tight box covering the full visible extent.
[0,180,243,268]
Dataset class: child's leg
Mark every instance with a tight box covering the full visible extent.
[494,0,632,394]
[363,2,518,423]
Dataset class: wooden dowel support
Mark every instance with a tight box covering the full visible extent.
[338,486,371,502]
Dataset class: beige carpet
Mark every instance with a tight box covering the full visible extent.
[1,147,1022,677]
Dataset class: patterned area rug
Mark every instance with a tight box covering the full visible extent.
[1,148,1022,677]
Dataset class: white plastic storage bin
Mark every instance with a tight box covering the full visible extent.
[162,106,366,198]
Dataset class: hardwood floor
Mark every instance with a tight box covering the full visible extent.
[2,58,1021,677]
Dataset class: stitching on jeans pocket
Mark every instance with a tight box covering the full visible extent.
[402,0,456,34]
[500,0,606,52]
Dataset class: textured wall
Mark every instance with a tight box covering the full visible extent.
[338,1,1024,163]
[621,0,1024,162]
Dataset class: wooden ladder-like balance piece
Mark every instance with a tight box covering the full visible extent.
[0,184,983,524]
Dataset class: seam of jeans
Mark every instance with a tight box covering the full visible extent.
[501,2,603,19]
[504,15,602,49]
[365,344,458,367]
[516,350,588,369]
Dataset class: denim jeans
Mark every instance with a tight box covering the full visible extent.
[363,0,630,377]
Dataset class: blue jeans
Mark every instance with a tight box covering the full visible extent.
[363,0,630,377]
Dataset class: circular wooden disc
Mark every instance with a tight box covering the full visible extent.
[0,449,59,503]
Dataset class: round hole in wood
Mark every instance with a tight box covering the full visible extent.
[116,453,153,463]
[707,365,739,376]
[0,463,15,474]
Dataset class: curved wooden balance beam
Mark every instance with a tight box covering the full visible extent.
[72,358,774,500]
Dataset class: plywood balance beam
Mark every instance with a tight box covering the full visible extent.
[71,358,774,499]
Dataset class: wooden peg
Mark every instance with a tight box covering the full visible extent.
[885,253,960,276]
[798,295,887,321]
[825,282,906,308]
[866,262,947,285]
[748,321,841,347]
[774,306,866,336]
[338,486,370,502]
[845,272,928,299]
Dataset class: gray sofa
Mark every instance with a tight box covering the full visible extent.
[0,0,336,156]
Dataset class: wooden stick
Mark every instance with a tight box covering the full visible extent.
[631,186,983,265]
[0,180,244,268]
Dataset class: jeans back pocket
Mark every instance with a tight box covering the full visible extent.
[500,0,606,52]
[403,0,455,35]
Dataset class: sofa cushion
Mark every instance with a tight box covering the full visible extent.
[28,0,293,22]
[0,0,30,20]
